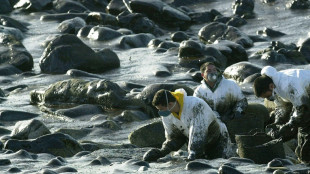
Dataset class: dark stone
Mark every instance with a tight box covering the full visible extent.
[119,33,155,49]
[0,15,28,32]
[261,50,287,64]
[40,13,88,22]
[55,166,78,173]
[267,159,283,167]
[0,64,22,76]
[124,159,150,167]
[299,38,310,62]
[124,0,191,28]
[86,12,118,26]
[0,159,11,166]
[7,167,22,173]
[58,17,86,34]
[188,11,215,24]
[78,0,108,13]
[96,156,111,165]
[0,127,10,135]
[232,0,255,17]
[53,0,89,13]
[117,11,164,36]
[107,0,128,15]
[157,41,179,49]
[226,16,247,27]
[66,69,101,78]
[14,0,53,12]
[4,133,84,157]
[185,161,214,170]
[46,158,64,167]
[77,25,93,37]
[74,151,91,157]
[0,0,12,14]
[223,61,261,84]
[87,26,122,41]
[129,119,165,148]
[243,73,261,84]
[257,27,286,37]
[55,104,104,118]
[219,164,243,174]
[148,39,164,48]
[89,159,102,165]
[39,34,120,74]
[4,85,28,92]
[118,110,150,122]
[9,149,33,159]
[286,0,310,9]
[40,169,58,174]
[0,110,38,121]
[171,31,189,42]
[11,119,50,140]
[248,35,270,42]
[198,22,227,44]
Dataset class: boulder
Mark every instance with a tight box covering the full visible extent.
[171,31,189,42]
[39,34,120,74]
[257,27,286,37]
[299,38,310,62]
[0,26,23,41]
[53,0,89,13]
[223,61,261,84]
[119,33,155,49]
[77,0,108,13]
[54,128,91,139]
[55,104,104,118]
[106,0,128,15]
[0,127,11,135]
[0,64,22,76]
[10,119,50,140]
[66,69,102,78]
[117,11,164,36]
[77,25,93,38]
[124,0,191,28]
[0,110,39,121]
[157,41,179,49]
[232,0,255,18]
[85,12,118,26]
[129,119,165,148]
[286,0,310,9]
[0,0,12,14]
[14,0,53,12]
[188,11,216,24]
[117,110,150,122]
[4,133,84,157]
[30,79,126,109]
[58,17,86,34]
[40,13,88,22]
[87,26,122,41]
[0,16,28,32]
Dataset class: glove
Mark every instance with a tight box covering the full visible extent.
[143,148,163,162]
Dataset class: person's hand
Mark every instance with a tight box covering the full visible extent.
[143,148,163,162]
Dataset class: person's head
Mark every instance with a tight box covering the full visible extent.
[200,62,219,83]
[152,89,177,116]
[253,75,275,100]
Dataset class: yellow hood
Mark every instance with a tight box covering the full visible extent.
[170,91,184,120]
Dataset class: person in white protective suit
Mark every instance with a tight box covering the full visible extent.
[253,66,310,164]
[142,89,233,162]
[194,62,248,123]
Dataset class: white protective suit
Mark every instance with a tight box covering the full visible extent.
[261,66,310,126]
[193,76,247,119]
[162,89,232,159]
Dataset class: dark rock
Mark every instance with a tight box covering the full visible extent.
[261,50,287,64]
[74,151,91,157]
[66,69,101,78]
[157,41,179,49]
[81,143,101,152]
[40,169,58,174]
[243,73,261,84]
[0,110,38,121]
[0,159,11,166]
[117,28,133,35]
[58,17,86,34]
[96,156,111,165]
[124,0,191,28]
[188,11,215,24]
[257,27,286,37]
[119,33,155,49]
[78,0,108,13]
[0,35,33,72]
[0,0,12,14]
[55,166,78,173]
[152,65,171,77]
[87,26,122,41]
[39,34,120,74]
[171,31,189,42]
[226,16,247,27]
[219,164,243,174]
[117,81,145,92]
[299,38,310,62]
[129,119,165,148]
[4,84,28,92]
[7,167,22,173]
[232,0,255,18]
[286,0,310,9]
[53,0,89,13]
[117,11,164,36]
[148,39,164,48]
[56,156,66,163]
[40,13,88,22]
[124,159,150,167]
[14,0,53,12]
[185,161,214,170]
[4,133,84,157]
[0,15,28,32]
[9,149,33,159]
[54,128,91,139]
[77,25,93,38]
[46,158,64,167]
[0,64,22,76]
[223,61,261,84]
[224,26,253,48]
[117,110,150,122]
[11,119,50,140]
[248,35,270,42]
[0,127,10,135]
[107,0,127,15]
[55,104,104,118]
[89,159,102,165]
[94,120,121,130]
[0,26,23,41]
[267,159,283,167]
[85,12,118,26]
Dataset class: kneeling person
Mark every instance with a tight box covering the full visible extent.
[143,89,232,162]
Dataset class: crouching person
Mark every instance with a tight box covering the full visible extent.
[143,89,233,162]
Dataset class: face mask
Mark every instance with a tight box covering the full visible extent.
[267,89,276,101]
[158,91,176,117]
[207,72,218,83]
